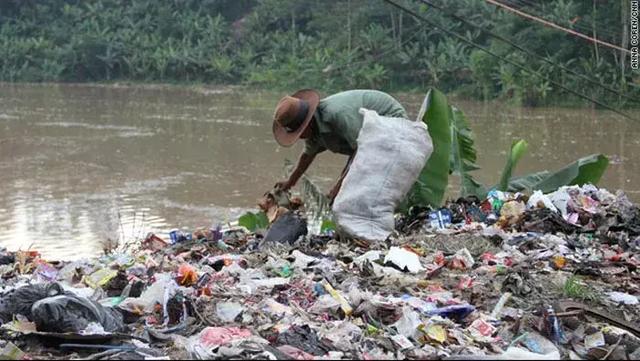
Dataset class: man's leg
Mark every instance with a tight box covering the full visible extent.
[329,152,355,204]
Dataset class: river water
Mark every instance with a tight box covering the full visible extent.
[1,83,639,260]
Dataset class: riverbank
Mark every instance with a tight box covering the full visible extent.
[1,82,640,261]
[0,184,638,359]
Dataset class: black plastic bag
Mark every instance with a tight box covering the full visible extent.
[31,293,124,333]
[276,325,329,356]
[263,212,307,245]
[0,283,64,322]
[0,248,14,265]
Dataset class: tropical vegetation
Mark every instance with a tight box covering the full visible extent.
[0,0,635,106]
[408,88,609,208]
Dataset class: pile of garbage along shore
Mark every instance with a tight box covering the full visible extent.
[1,184,639,360]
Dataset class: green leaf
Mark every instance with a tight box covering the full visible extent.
[506,171,551,192]
[238,211,269,232]
[498,139,529,191]
[408,88,451,207]
[449,106,485,198]
[320,219,336,233]
[532,154,609,193]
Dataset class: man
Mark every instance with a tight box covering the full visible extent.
[272,89,408,201]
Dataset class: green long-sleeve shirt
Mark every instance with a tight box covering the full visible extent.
[303,90,408,156]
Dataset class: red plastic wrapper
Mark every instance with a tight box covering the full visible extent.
[177,263,198,286]
[457,276,474,290]
[198,327,252,347]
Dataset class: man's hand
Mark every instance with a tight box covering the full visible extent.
[274,180,293,191]
[275,153,316,192]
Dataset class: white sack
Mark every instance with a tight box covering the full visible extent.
[332,108,433,241]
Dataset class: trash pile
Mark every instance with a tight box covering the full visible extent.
[1,184,639,360]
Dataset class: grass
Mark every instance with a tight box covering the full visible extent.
[562,275,599,302]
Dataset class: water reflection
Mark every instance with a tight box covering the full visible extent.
[0,83,638,260]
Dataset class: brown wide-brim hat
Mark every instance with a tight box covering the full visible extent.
[272,89,320,147]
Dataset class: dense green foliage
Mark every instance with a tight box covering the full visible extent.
[0,0,634,105]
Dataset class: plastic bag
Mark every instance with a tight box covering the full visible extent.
[394,306,422,339]
[276,325,329,356]
[216,302,244,322]
[187,328,270,359]
[118,273,176,313]
[332,108,433,241]
[263,212,307,245]
[31,293,124,333]
[199,327,252,346]
[320,321,363,352]
[0,283,65,322]
[84,268,118,289]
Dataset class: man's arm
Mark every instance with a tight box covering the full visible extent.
[275,152,316,190]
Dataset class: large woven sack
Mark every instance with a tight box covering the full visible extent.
[332,108,433,241]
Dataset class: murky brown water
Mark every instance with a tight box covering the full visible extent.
[1,83,639,260]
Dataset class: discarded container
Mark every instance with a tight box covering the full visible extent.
[584,331,605,349]
[169,229,190,244]
[428,209,452,229]
[468,319,496,338]
[490,292,512,319]
[542,305,566,344]
[142,233,169,252]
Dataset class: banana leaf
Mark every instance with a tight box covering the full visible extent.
[532,154,609,193]
[238,211,269,232]
[408,88,451,207]
[449,106,485,198]
[498,139,528,191]
[503,154,608,193]
[506,171,550,192]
